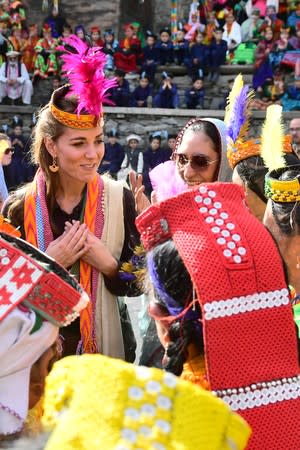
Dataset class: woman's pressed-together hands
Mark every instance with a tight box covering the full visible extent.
[46,221,118,277]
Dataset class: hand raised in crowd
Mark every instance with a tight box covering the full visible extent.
[64,221,118,278]
[46,221,90,268]
[129,170,150,214]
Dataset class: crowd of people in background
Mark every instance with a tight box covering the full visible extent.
[0,0,298,109]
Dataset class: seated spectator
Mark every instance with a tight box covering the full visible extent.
[74,24,92,45]
[184,10,205,42]
[131,21,145,48]
[259,4,284,40]
[109,68,130,106]
[0,21,8,64]
[141,30,158,84]
[32,44,48,81]
[185,73,205,109]
[118,133,143,180]
[143,133,171,196]
[269,26,292,70]
[130,72,152,107]
[98,129,124,179]
[203,11,219,45]
[154,71,179,108]
[0,50,33,105]
[253,26,275,89]
[22,23,39,73]
[287,1,300,32]
[166,132,177,156]
[155,27,174,65]
[0,132,13,206]
[0,2,10,27]
[5,115,28,189]
[173,25,190,66]
[218,77,234,109]
[251,74,284,110]
[102,29,118,71]
[222,9,242,59]
[241,8,263,42]
[281,75,300,111]
[36,23,58,76]
[8,24,23,52]
[43,6,69,38]
[90,25,104,47]
[185,31,208,78]
[207,27,227,82]
[9,0,26,28]
[289,22,300,49]
[114,23,141,73]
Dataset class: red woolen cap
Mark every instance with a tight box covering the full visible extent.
[136,183,300,450]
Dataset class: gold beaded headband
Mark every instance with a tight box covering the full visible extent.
[265,168,300,202]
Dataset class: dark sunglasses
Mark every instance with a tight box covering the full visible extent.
[172,152,218,171]
[4,147,14,155]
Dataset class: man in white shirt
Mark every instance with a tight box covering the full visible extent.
[0,50,33,105]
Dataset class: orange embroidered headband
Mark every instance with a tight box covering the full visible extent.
[227,135,293,169]
[49,102,103,130]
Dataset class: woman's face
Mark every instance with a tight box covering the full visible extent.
[48,125,104,184]
[175,130,219,187]
[1,140,13,166]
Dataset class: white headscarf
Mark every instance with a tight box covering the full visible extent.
[0,308,58,436]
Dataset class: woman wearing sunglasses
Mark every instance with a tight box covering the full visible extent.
[147,117,231,204]
[0,133,13,210]
[138,118,231,368]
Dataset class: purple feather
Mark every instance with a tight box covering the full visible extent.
[227,85,249,143]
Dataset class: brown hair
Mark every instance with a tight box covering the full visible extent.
[5,86,80,231]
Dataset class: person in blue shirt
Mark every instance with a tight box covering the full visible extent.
[98,129,125,179]
[141,31,159,83]
[155,28,174,65]
[143,133,171,196]
[130,72,152,107]
[154,72,179,108]
[173,27,190,66]
[185,31,208,78]
[109,69,130,106]
[185,74,205,109]
[287,3,300,32]
[207,28,227,82]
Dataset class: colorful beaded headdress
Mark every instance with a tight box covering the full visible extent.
[262,105,300,202]
[136,183,300,449]
[50,35,117,130]
[0,226,89,327]
[42,354,250,449]
[225,75,293,169]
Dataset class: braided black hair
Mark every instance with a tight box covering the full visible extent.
[149,240,204,376]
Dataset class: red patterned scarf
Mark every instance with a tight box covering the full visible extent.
[24,169,104,353]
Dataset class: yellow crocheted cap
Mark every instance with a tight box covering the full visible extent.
[42,355,251,450]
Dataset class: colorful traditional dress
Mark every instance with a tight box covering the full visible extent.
[3,172,140,361]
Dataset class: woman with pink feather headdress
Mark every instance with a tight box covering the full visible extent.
[2,35,140,362]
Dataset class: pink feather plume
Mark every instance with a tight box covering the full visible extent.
[149,160,187,202]
[58,35,117,117]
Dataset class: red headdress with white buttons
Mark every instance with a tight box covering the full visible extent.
[136,183,300,449]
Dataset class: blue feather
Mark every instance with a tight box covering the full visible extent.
[227,86,249,142]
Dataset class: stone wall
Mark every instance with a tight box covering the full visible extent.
[26,0,121,34]
[0,105,297,151]
[26,1,200,37]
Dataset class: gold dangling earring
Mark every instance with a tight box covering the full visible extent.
[49,156,59,173]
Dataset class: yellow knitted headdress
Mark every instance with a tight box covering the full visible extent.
[42,355,251,450]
